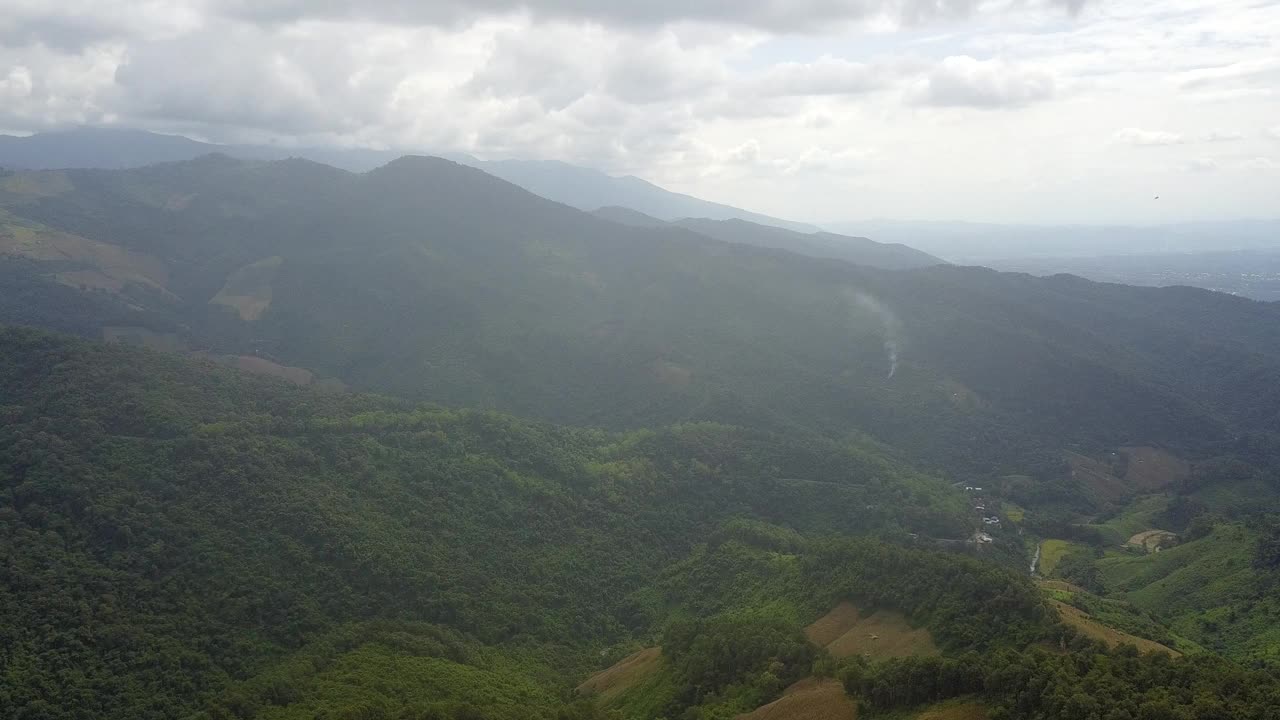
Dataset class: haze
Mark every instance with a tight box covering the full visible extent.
[2,0,1277,226]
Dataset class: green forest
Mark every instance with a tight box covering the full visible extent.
[4,327,1280,720]
[5,156,1280,719]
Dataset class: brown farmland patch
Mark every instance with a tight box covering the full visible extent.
[1126,530,1178,553]
[1,221,169,293]
[806,602,938,660]
[1064,452,1129,503]
[735,678,856,720]
[577,647,662,702]
[913,700,989,720]
[210,256,283,321]
[1051,600,1178,655]
[1119,447,1189,491]
[213,355,314,386]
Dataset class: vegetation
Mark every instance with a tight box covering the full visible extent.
[0,325,1006,719]
[6,154,1280,717]
[843,645,1280,720]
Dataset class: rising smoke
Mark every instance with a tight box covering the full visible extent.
[850,290,902,380]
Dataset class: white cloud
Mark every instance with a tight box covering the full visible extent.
[910,56,1055,109]
[1200,130,1242,142]
[1268,126,1280,141]
[0,0,1277,224]
[752,56,883,97]
[1242,157,1278,171]
[1185,157,1218,172]
[1114,128,1186,147]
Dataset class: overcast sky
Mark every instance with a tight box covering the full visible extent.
[1,0,1277,224]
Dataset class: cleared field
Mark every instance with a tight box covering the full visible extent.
[1064,452,1129,504]
[1126,530,1178,553]
[735,677,855,720]
[211,256,283,321]
[1,218,170,292]
[913,700,988,720]
[1119,446,1189,491]
[1038,539,1084,577]
[212,355,315,386]
[1086,495,1170,546]
[806,602,938,660]
[1051,600,1178,655]
[576,647,663,703]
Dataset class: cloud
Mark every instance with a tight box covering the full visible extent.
[1241,157,1278,171]
[910,56,1055,109]
[1185,158,1218,173]
[213,0,1091,34]
[1180,58,1280,94]
[1268,126,1280,141]
[752,56,883,97]
[1113,128,1185,147]
[1200,130,1242,142]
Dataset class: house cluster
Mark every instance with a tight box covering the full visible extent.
[965,486,1000,528]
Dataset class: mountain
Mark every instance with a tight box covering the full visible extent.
[474,158,820,232]
[591,209,942,270]
[6,154,1280,718]
[0,127,217,169]
[4,155,1280,482]
[0,127,816,231]
[3,327,1279,720]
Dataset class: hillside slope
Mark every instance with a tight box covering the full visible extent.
[0,325,981,719]
[6,155,1280,542]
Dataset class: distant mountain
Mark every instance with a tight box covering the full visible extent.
[831,218,1280,263]
[0,127,816,231]
[988,248,1280,302]
[0,127,216,169]
[593,207,942,270]
[474,158,820,232]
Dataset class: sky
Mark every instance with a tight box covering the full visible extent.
[0,0,1277,225]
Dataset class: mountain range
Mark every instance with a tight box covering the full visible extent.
[4,149,1280,719]
[0,127,817,231]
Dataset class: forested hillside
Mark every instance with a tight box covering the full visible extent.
[5,155,1280,493]
[7,154,1280,717]
[0,326,970,719]
[5,328,1280,719]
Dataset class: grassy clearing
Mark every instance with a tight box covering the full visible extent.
[577,647,663,704]
[1051,600,1178,655]
[1118,446,1189,492]
[1086,495,1170,546]
[805,602,938,660]
[1097,524,1280,660]
[735,678,856,720]
[211,256,283,321]
[1038,539,1085,577]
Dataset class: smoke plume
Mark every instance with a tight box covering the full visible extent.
[850,290,902,379]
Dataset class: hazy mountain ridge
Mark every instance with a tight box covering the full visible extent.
[593,207,943,270]
[5,154,1280,486]
[0,127,817,231]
